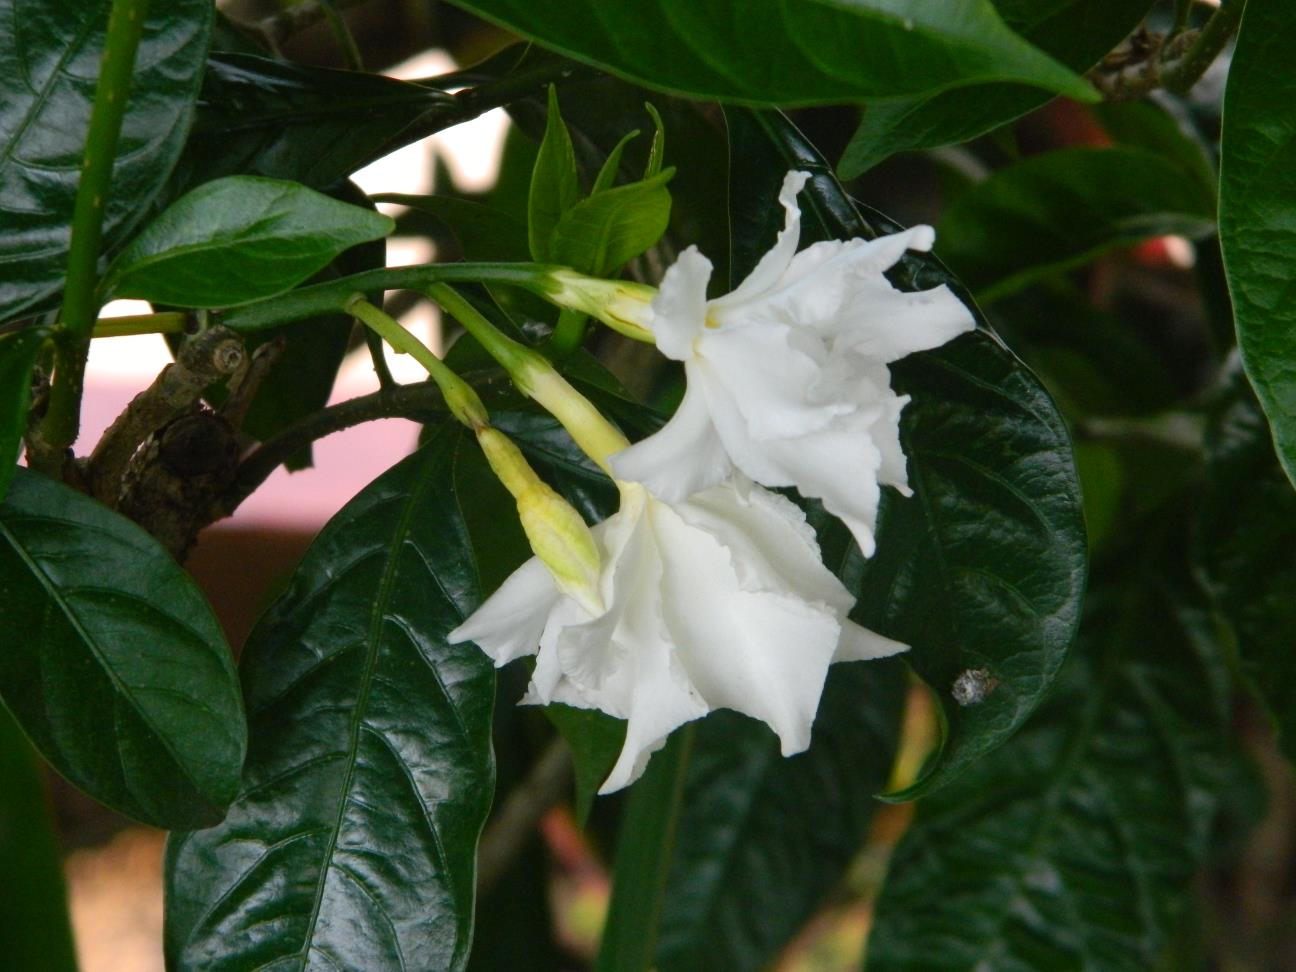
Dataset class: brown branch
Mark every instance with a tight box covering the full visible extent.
[476,738,573,896]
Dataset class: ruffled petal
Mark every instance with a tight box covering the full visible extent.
[701,321,848,439]
[675,480,854,612]
[714,170,811,309]
[609,370,732,501]
[447,556,559,665]
[649,246,712,360]
[830,283,976,363]
[834,620,909,662]
[652,500,839,756]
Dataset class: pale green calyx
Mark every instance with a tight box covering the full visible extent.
[543,270,657,343]
[476,427,604,616]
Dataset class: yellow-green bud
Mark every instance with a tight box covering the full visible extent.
[477,427,604,616]
[544,270,657,343]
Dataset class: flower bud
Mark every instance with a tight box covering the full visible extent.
[476,427,604,616]
[542,270,657,343]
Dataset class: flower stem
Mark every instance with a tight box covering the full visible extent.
[90,312,191,338]
[347,297,488,430]
[548,308,590,355]
[1162,0,1246,94]
[37,0,151,463]
[426,284,630,471]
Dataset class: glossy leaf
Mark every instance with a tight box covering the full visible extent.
[377,194,530,263]
[551,169,675,276]
[656,660,905,972]
[838,0,1151,177]
[173,52,455,192]
[447,0,1093,106]
[102,176,394,307]
[0,326,49,500]
[0,706,79,972]
[0,0,213,324]
[0,468,245,828]
[1196,372,1296,763]
[165,427,496,972]
[529,86,582,262]
[937,147,1217,302]
[727,109,1086,798]
[868,569,1246,970]
[1219,0,1296,488]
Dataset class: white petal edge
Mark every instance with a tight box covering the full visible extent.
[447,556,559,665]
[648,246,712,360]
[834,620,909,663]
[714,170,812,309]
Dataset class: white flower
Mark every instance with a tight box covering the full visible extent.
[610,171,976,557]
[449,478,906,793]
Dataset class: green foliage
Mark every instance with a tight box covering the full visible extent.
[0,0,213,324]
[656,661,906,971]
[0,468,245,828]
[529,87,583,262]
[165,427,496,972]
[0,327,49,499]
[937,147,1216,301]
[551,169,675,276]
[102,176,394,307]
[0,707,79,972]
[838,0,1151,178]
[726,109,1087,799]
[1196,372,1296,762]
[868,564,1249,971]
[447,0,1094,105]
[1220,0,1296,489]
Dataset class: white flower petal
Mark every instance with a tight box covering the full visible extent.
[675,480,854,612]
[609,371,732,501]
[653,500,839,756]
[831,283,976,362]
[447,556,559,665]
[834,620,909,662]
[700,321,848,439]
[648,246,712,360]
[714,170,812,309]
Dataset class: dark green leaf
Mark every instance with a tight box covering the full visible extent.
[173,52,455,192]
[868,565,1247,971]
[656,660,905,972]
[0,706,79,972]
[596,728,694,972]
[1196,371,1296,763]
[0,0,213,324]
[1219,0,1296,489]
[937,147,1217,302]
[0,468,245,828]
[727,109,1086,798]
[1090,98,1217,199]
[551,169,675,276]
[543,703,625,826]
[0,327,49,500]
[529,86,582,262]
[838,0,1152,177]
[448,0,1093,106]
[376,194,530,262]
[102,176,393,307]
[164,427,496,972]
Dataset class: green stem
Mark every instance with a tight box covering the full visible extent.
[347,297,488,429]
[427,284,630,471]
[39,0,151,459]
[217,262,561,333]
[1162,0,1246,94]
[548,308,590,356]
[91,311,190,338]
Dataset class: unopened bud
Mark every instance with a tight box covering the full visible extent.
[477,427,604,616]
[543,270,656,343]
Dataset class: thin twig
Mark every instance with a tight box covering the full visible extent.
[477,739,573,896]
[1162,0,1247,95]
